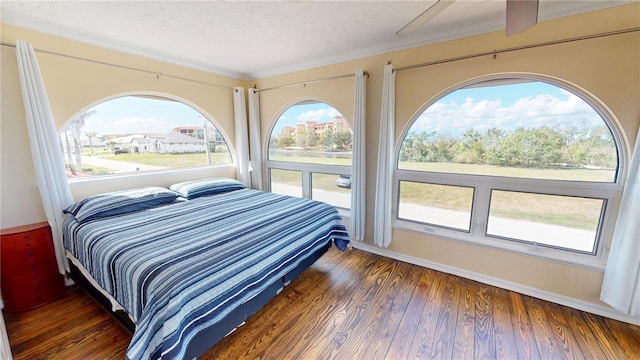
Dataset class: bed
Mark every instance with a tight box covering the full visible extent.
[62,178,350,360]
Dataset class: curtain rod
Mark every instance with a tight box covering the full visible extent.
[0,41,236,91]
[256,71,369,93]
[393,27,640,72]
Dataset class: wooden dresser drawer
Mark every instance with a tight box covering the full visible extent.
[1,222,65,312]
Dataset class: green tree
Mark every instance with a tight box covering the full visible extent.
[479,128,506,165]
[295,129,307,147]
[278,134,295,148]
[454,129,483,163]
[333,131,352,151]
[491,127,563,167]
[318,129,335,151]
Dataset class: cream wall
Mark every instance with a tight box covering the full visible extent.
[1,24,244,228]
[0,4,638,322]
[252,3,639,322]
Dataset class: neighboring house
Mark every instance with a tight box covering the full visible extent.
[281,115,351,138]
[155,131,207,154]
[130,137,155,154]
[103,132,206,154]
[172,126,224,142]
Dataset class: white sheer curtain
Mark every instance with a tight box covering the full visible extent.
[350,69,367,241]
[16,40,75,274]
[600,126,640,316]
[374,64,396,248]
[248,88,264,190]
[233,87,251,187]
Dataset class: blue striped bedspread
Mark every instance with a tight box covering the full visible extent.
[63,189,350,360]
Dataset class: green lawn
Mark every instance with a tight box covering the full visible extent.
[270,156,606,230]
[398,161,615,182]
[270,169,351,195]
[103,152,232,167]
[397,162,605,230]
[268,154,352,166]
[79,150,605,231]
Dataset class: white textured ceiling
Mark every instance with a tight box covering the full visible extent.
[0,1,630,79]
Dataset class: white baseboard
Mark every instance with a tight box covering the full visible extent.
[350,241,640,326]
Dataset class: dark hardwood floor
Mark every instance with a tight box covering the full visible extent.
[5,247,640,359]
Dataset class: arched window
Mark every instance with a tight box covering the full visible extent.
[266,100,352,210]
[61,95,232,178]
[396,77,623,263]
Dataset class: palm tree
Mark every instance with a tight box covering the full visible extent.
[84,131,98,154]
[67,110,96,171]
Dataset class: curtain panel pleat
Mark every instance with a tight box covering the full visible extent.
[373,64,396,248]
[248,88,264,190]
[350,69,367,241]
[233,87,251,187]
[16,40,75,274]
[600,126,640,316]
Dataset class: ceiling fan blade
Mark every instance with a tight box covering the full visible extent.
[506,0,539,36]
[395,0,455,37]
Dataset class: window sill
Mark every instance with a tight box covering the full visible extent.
[393,220,607,272]
[68,164,236,184]
[68,165,237,199]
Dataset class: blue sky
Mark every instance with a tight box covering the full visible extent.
[75,81,605,139]
[80,96,207,136]
[411,81,605,137]
[78,96,343,138]
[272,102,343,134]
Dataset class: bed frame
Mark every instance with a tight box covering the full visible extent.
[67,240,332,359]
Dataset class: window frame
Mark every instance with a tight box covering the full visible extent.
[265,99,353,216]
[393,74,627,270]
[61,92,236,182]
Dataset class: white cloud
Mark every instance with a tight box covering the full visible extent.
[410,92,603,137]
[295,107,341,124]
[85,116,174,135]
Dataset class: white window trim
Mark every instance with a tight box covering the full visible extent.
[393,170,622,270]
[392,74,627,271]
[264,99,355,217]
[265,159,351,216]
[62,92,237,181]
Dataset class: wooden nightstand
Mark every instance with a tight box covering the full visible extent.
[1,222,65,312]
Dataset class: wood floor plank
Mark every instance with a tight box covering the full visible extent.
[352,262,422,360]
[406,268,448,359]
[561,306,609,359]
[6,287,131,360]
[509,292,542,360]
[491,286,519,360]
[260,250,383,359]
[273,253,403,359]
[6,248,640,360]
[385,268,437,359]
[473,284,496,360]
[603,316,640,359]
[541,300,586,360]
[451,278,476,360]
[583,311,632,359]
[525,296,568,359]
[231,248,377,359]
[428,274,461,360]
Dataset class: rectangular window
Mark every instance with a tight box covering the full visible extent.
[398,181,474,231]
[311,173,351,209]
[270,169,302,198]
[487,190,604,253]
